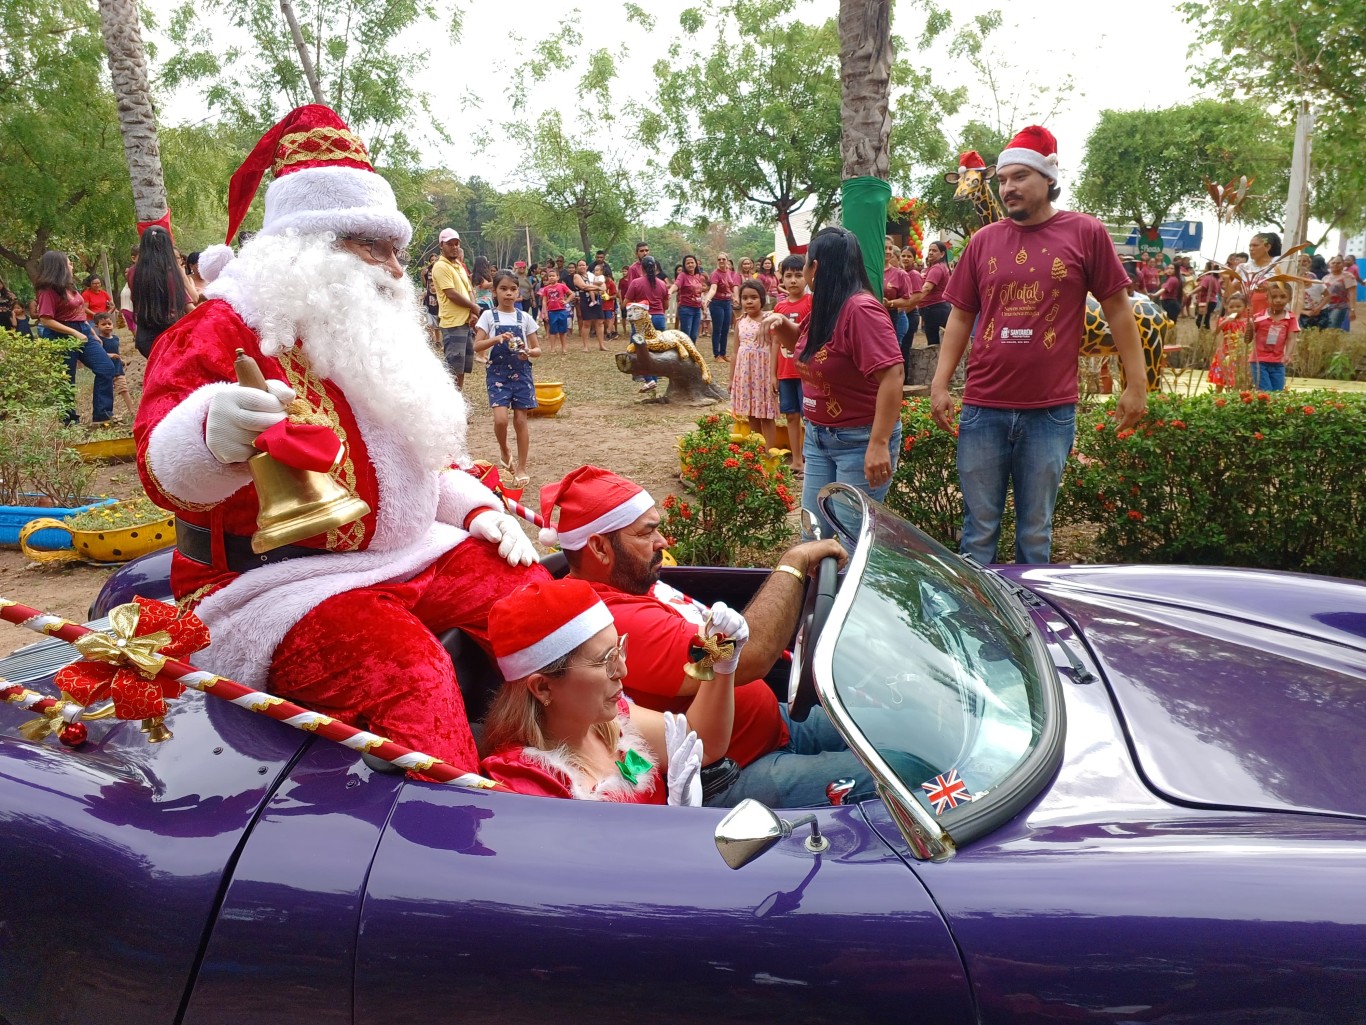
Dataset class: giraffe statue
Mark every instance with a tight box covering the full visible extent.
[945,151,1169,391]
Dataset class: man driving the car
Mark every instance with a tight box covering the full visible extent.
[539,465,875,808]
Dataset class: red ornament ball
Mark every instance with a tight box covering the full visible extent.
[59,722,88,747]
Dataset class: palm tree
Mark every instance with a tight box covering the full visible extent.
[838,0,893,179]
[96,0,167,223]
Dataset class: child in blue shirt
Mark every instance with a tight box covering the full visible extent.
[473,271,542,487]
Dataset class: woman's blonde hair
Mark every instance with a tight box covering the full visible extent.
[482,645,622,764]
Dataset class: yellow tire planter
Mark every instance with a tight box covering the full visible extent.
[71,435,137,462]
[530,381,566,417]
[19,504,176,565]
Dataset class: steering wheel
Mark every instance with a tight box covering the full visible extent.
[788,555,841,722]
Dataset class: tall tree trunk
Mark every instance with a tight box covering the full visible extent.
[280,0,326,105]
[838,0,893,179]
[97,0,167,224]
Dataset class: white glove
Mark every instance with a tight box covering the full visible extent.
[664,711,703,807]
[468,509,537,567]
[706,601,749,676]
[205,381,296,464]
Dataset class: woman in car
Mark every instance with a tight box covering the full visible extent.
[481,578,746,805]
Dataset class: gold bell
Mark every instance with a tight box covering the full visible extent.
[140,716,173,743]
[234,351,370,554]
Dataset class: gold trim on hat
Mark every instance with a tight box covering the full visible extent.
[273,127,373,175]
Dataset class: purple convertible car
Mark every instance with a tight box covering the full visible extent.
[2,485,1364,1024]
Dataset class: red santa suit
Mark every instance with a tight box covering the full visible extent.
[134,105,545,772]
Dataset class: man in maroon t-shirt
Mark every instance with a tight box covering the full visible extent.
[539,465,865,808]
[624,240,651,284]
[931,125,1146,565]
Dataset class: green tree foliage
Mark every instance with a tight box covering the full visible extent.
[0,0,133,282]
[911,121,1010,239]
[1075,101,1290,232]
[637,0,965,243]
[1178,0,1364,236]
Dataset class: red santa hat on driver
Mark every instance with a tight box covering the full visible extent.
[538,465,655,551]
[995,126,1060,183]
[221,104,411,250]
[490,578,615,680]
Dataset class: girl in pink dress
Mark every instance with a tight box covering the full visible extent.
[729,280,779,449]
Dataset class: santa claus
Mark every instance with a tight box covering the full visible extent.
[134,105,546,773]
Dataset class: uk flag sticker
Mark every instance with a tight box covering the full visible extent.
[922,769,972,815]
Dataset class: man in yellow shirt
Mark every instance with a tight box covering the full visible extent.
[431,227,479,388]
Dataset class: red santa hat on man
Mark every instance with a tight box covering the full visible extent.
[537,465,655,551]
[995,126,1060,184]
[489,578,615,680]
[220,104,412,251]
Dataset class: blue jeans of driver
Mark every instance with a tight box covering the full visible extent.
[40,321,115,423]
[801,420,902,541]
[706,706,871,808]
[708,299,732,357]
[957,403,1075,565]
[677,304,701,344]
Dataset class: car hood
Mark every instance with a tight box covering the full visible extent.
[1005,565,1366,820]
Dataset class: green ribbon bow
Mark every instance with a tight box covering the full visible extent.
[616,747,653,786]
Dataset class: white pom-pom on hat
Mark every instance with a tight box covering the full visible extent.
[197,244,236,284]
[539,527,559,548]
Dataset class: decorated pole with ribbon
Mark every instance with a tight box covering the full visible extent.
[0,596,499,790]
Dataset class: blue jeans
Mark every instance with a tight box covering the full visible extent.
[708,706,865,808]
[1322,307,1350,332]
[957,403,1075,565]
[801,420,902,541]
[677,304,701,343]
[891,310,909,346]
[708,299,732,357]
[40,321,115,423]
[1251,362,1285,391]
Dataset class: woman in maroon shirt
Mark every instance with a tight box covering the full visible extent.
[911,240,953,346]
[34,250,117,423]
[703,253,741,361]
[764,227,904,539]
[669,254,708,344]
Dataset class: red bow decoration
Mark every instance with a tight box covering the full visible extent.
[54,597,210,721]
[254,419,345,473]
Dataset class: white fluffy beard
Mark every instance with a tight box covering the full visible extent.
[212,232,468,470]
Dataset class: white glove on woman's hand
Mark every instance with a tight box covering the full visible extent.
[205,381,295,464]
[468,509,538,567]
[706,601,749,676]
[664,711,703,807]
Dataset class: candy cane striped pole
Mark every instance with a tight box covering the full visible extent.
[503,494,546,529]
[0,597,500,789]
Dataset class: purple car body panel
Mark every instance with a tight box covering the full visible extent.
[353,783,974,1024]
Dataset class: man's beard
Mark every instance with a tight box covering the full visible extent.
[213,232,467,470]
[607,534,663,595]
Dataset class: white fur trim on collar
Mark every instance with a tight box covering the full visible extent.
[554,489,656,551]
[261,166,412,249]
[516,709,659,801]
[496,601,615,680]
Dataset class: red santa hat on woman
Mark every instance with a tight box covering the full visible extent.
[490,579,615,680]
[220,104,411,251]
[995,126,1060,183]
[537,466,655,551]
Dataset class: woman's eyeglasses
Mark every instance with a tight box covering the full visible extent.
[564,635,628,677]
[341,235,410,265]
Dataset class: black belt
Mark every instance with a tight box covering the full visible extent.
[175,519,330,572]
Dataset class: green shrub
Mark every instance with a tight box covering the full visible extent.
[0,408,93,506]
[1068,390,1366,576]
[885,390,1366,578]
[1292,328,1366,381]
[0,328,75,414]
[665,412,796,566]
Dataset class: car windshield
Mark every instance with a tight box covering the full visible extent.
[818,489,1053,829]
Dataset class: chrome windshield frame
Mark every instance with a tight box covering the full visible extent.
[810,484,1067,861]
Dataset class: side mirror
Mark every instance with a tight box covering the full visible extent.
[800,507,820,540]
[714,798,829,870]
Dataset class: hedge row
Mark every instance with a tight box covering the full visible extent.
[886,391,1366,578]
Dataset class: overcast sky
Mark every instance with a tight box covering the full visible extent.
[145,0,1336,256]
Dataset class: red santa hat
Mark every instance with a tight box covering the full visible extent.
[222,104,411,249]
[538,465,655,551]
[957,150,988,173]
[489,578,615,680]
[995,126,1060,183]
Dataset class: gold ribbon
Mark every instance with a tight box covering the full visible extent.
[72,602,174,680]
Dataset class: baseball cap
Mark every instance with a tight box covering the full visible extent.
[438,228,460,243]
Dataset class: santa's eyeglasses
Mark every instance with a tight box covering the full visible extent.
[340,235,410,265]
